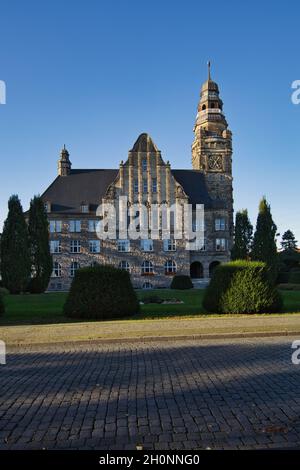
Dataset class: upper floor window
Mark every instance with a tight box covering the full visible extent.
[134,179,139,193]
[89,239,101,253]
[70,240,81,253]
[49,220,62,233]
[118,239,130,252]
[152,178,157,193]
[50,240,61,254]
[163,239,176,252]
[216,238,226,252]
[70,262,80,277]
[52,262,62,278]
[141,239,153,252]
[88,220,99,232]
[69,220,81,233]
[142,158,147,171]
[119,261,131,272]
[215,217,226,231]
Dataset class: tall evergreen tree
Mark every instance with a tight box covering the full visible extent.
[281,230,298,250]
[251,197,278,282]
[0,195,31,294]
[231,209,253,260]
[28,196,52,293]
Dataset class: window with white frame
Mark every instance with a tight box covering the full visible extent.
[141,260,154,275]
[70,240,81,253]
[49,220,62,233]
[164,260,177,274]
[216,238,226,251]
[118,239,130,252]
[143,179,148,193]
[142,158,147,171]
[215,217,226,231]
[69,220,81,233]
[70,261,80,277]
[163,239,176,252]
[119,261,130,272]
[89,239,100,253]
[152,178,157,193]
[50,240,61,254]
[140,239,153,251]
[52,262,62,277]
[88,220,99,232]
[134,179,139,193]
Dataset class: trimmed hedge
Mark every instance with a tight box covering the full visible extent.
[170,275,193,290]
[0,293,5,316]
[203,260,282,314]
[64,265,140,319]
[289,271,300,284]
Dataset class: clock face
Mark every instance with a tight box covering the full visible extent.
[208,154,223,171]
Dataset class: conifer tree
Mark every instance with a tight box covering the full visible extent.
[281,230,298,250]
[251,197,278,282]
[28,196,52,293]
[231,209,253,260]
[0,195,31,293]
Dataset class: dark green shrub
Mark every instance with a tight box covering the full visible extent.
[170,275,193,290]
[203,260,282,314]
[277,272,290,284]
[140,296,163,304]
[64,265,140,319]
[0,287,9,296]
[0,293,5,315]
[289,271,300,284]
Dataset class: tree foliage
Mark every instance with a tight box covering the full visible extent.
[251,197,278,283]
[0,195,31,294]
[28,196,52,293]
[281,230,298,250]
[231,209,253,260]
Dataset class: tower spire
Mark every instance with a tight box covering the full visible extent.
[207,60,211,80]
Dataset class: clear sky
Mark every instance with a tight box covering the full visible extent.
[0,0,299,243]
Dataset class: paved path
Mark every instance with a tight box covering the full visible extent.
[1,337,300,450]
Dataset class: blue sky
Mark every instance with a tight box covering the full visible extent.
[0,0,299,243]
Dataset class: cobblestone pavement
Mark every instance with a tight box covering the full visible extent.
[1,337,300,450]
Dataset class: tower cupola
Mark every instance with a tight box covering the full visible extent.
[58,145,72,176]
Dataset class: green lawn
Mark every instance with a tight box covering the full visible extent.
[0,289,300,326]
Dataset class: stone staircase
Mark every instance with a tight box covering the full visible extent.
[191,278,210,289]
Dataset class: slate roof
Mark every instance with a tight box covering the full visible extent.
[41,168,226,214]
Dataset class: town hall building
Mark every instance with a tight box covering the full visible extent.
[42,66,234,290]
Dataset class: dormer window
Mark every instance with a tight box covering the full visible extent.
[44,201,51,213]
[81,203,89,213]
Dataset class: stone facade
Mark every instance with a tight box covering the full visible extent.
[43,67,233,291]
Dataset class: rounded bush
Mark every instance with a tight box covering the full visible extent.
[64,265,140,319]
[0,287,9,296]
[203,260,282,314]
[0,293,5,316]
[170,275,193,290]
[289,271,300,284]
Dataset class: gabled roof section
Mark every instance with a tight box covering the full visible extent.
[130,133,159,152]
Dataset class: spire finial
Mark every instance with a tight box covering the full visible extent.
[207,61,211,80]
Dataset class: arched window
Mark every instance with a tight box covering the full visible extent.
[164,260,177,275]
[70,261,80,277]
[201,104,206,111]
[52,262,62,278]
[142,282,153,290]
[141,260,154,275]
[119,261,130,272]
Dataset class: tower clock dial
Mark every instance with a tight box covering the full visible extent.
[208,154,223,171]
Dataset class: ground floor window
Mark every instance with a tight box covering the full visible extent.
[164,260,177,275]
[216,238,226,251]
[119,260,131,272]
[141,260,154,275]
[70,261,80,277]
[52,262,62,277]
[142,282,153,290]
[190,261,204,279]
